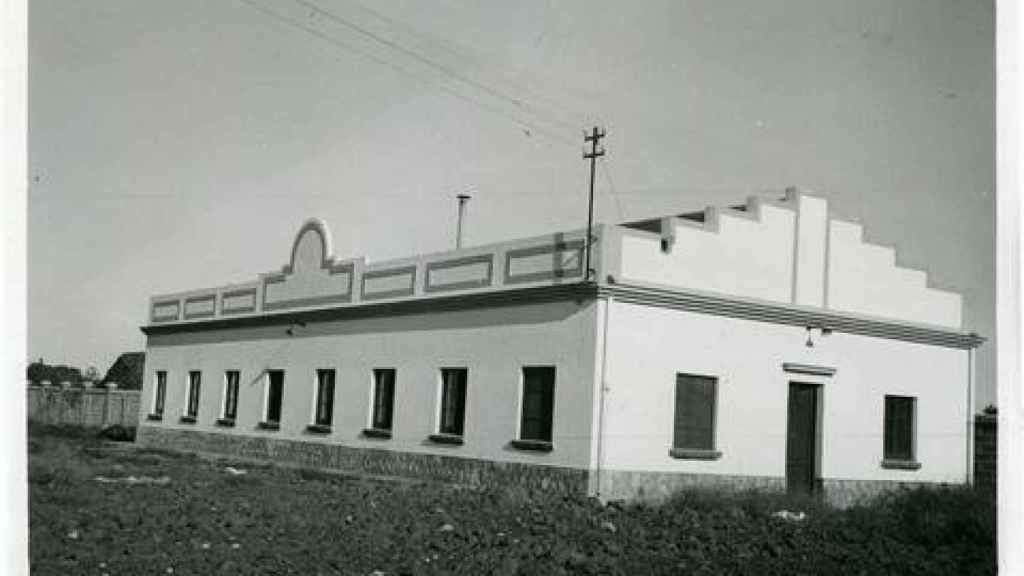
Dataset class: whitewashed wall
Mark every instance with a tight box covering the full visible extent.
[827,219,962,327]
[597,300,969,485]
[618,204,796,303]
[140,300,598,470]
[610,191,964,330]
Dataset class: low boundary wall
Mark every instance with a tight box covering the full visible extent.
[27,385,140,428]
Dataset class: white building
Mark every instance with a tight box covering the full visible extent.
[137,189,983,504]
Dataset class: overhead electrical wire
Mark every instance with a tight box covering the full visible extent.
[294,0,583,135]
[326,0,594,126]
[239,0,625,229]
[237,0,579,148]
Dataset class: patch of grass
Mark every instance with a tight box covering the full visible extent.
[28,427,995,575]
[27,422,100,439]
[644,484,995,576]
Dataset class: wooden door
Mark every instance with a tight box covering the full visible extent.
[786,382,819,494]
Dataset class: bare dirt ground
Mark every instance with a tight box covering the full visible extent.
[28,425,995,575]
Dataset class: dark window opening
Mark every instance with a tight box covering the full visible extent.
[154,371,167,416]
[223,371,240,420]
[673,373,717,451]
[439,368,467,436]
[884,396,916,462]
[520,367,555,442]
[186,371,201,418]
[266,370,284,424]
[315,369,335,426]
[372,369,396,431]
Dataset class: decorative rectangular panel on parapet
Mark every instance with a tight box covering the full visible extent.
[220,288,257,315]
[425,255,494,293]
[151,300,180,323]
[505,240,584,284]
[183,295,216,320]
[362,266,417,300]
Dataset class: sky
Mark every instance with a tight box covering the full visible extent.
[28,0,995,407]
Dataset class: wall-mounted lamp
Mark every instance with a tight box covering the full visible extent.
[805,325,831,348]
[285,321,308,336]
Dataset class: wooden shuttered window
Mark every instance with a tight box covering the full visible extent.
[673,374,717,451]
[315,369,335,426]
[439,369,467,436]
[520,367,555,442]
[884,396,915,461]
[372,369,396,431]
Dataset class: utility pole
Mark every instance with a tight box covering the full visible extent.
[583,126,606,281]
[456,193,471,249]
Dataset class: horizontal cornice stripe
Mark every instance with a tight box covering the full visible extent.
[599,282,984,350]
[142,279,984,350]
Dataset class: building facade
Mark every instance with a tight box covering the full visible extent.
[137,190,983,504]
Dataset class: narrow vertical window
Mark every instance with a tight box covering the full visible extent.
[436,368,467,439]
[670,373,720,459]
[152,368,166,414]
[261,370,284,429]
[219,370,239,425]
[883,396,918,468]
[184,371,201,421]
[519,366,555,443]
[371,369,396,431]
[314,369,335,427]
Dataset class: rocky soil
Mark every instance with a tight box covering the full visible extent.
[29,425,995,575]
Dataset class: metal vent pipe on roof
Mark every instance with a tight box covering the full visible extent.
[456,193,471,249]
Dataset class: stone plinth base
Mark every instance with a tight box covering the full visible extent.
[135,427,958,505]
[136,426,588,495]
[595,469,785,502]
[820,478,936,508]
[594,470,953,507]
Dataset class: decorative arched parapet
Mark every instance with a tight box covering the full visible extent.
[284,218,334,275]
[260,218,362,312]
